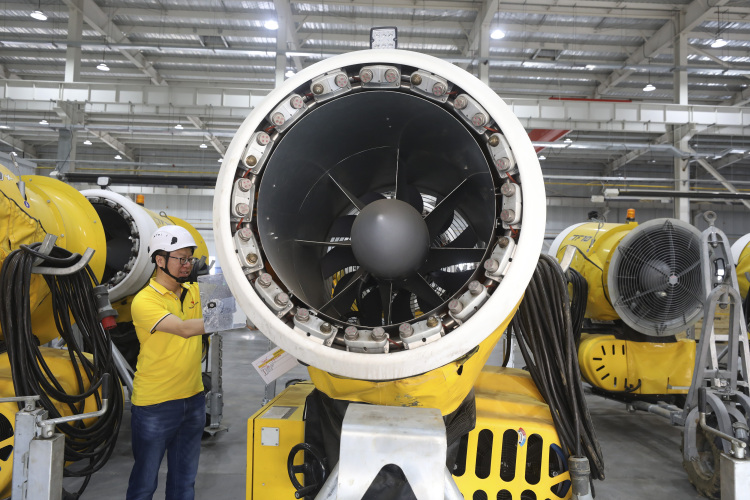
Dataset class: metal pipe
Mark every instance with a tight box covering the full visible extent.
[631,400,678,420]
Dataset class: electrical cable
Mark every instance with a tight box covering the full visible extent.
[510,254,605,481]
[0,242,123,499]
[566,268,588,347]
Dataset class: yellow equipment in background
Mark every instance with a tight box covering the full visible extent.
[550,213,703,398]
[0,159,208,496]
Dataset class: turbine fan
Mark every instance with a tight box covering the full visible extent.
[607,218,704,336]
[256,90,497,328]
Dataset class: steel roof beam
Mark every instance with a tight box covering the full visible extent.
[61,0,167,86]
[0,132,37,157]
[594,0,731,98]
[186,115,226,156]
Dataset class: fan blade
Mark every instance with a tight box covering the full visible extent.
[447,226,479,248]
[321,246,358,278]
[402,274,443,311]
[396,184,424,214]
[327,215,356,239]
[420,248,486,274]
[429,269,475,292]
[327,173,366,210]
[378,282,394,325]
[295,240,351,247]
[319,269,365,315]
[423,176,477,238]
[391,290,414,324]
[360,191,386,206]
[358,284,384,326]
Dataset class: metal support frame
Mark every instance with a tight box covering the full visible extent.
[313,404,462,500]
[0,377,110,500]
[677,212,750,498]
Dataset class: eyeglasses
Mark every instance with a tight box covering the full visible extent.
[168,256,199,266]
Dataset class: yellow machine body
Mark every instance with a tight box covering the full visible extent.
[735,244,750,299]
[0,347,102,499]
[553,221,637,321]
[453,366,571,500]
[578,333,696,395]
[308,306,514,416]
[0,166,107,344]
[246,381,311,500]
[246,368,570,500]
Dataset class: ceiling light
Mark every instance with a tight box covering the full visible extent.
[711,38,728,48]
[490,29,505,40]
[264,20,279,30]
[285,70,295,78]
[30,10,47,21]
[83,139,92,145]
[0,125,9,129]
[564,137,573,143]
[199,143,208,149]
[96,62,109,71]
[174,123,183,130]
[10,152,17,156]
[585,64,596,70]
[643,83,656,92]
[39,118,48,124]
[114,154,122,160]
[218,158,223,163]
[538,155,546,161]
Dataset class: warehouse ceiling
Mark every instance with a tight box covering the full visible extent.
[1,0,750,199]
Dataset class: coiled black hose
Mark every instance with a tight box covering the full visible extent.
[509,254,605,481]
[566,268,588,347]
[0,242,123,498]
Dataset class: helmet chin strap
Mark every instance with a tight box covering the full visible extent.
[158,252,189,284]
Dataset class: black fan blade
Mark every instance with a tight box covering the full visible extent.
[391,290,414,324]
[358,283,384,326]
[321,246,358,278]
[378,282,394,325]
[429,269,475,292]
[423,176,477,238]
[295,239,351,247]
[396,184,424,214]
[360,191,386,206]
[420,248,486,274]
[447,226,479,248]
[327,174,367,210]
[328,215,356,239]
[319,268,365,315]
[402,274,443,311]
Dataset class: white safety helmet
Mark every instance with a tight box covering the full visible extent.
[148,225,197,262]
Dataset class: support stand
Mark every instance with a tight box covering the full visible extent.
[313,404,463,500]
[0,375,110,500]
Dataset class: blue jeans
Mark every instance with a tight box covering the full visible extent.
[126,392,206,500]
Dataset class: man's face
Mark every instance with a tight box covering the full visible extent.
[162,247,195,281]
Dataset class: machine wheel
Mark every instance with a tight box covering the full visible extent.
[682,424,721,500]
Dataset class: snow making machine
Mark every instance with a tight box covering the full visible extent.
[550,212,750,499]
[214,49,604,500]
[0,157,208,498]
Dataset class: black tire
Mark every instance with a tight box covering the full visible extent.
[682,424,721,500]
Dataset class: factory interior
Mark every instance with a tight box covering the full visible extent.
[2,0,750,499]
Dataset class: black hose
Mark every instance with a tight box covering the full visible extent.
[0,242,123,498]
[567,268,588,347]
[510,254,605,481]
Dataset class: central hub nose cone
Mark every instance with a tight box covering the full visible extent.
[350,198,430,280]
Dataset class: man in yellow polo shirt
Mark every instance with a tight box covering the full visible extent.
[126,225,206,500]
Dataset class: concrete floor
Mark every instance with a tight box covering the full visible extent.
[73,328,706,499]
